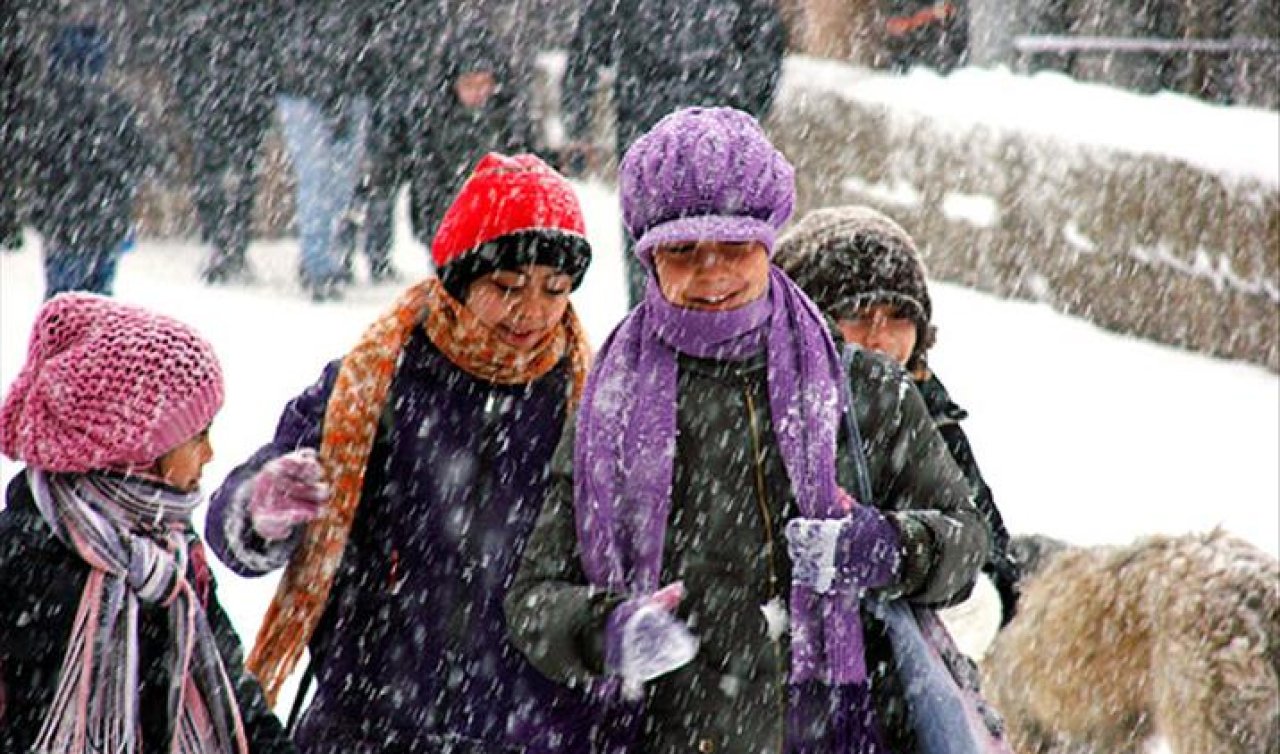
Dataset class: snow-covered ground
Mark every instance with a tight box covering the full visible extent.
[2,65,1277,744]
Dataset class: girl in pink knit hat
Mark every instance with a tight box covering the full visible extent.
[0,293,292,754]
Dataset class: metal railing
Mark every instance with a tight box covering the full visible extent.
[1013,35,1280,55]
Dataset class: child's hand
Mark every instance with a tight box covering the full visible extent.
[248,449,329,541]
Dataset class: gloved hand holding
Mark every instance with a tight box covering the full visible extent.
[248,448,330,541]
[786,505,903,593]
[606,582,698,693]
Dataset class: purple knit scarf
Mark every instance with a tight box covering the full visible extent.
[574,267,865,685]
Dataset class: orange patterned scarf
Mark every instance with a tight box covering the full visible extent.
[246,277,589,704]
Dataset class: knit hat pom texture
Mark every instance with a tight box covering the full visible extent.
[0,293,225,473]
[620,107,795,260]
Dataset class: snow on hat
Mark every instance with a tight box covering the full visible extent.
[0,293,225,473]
[432,152,591,300]
[775,205,935,367]
[619,106,795,263]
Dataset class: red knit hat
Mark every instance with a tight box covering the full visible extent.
[0,293,225,473]
[432,153,591,299]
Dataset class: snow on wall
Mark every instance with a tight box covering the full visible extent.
[784,56,1280,188]
[770,56,1280,371]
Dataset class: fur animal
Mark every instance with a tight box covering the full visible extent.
[983,529,1280,754]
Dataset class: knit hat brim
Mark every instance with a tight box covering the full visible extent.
[635,215,779,264]
[829,292,927,325]
[439,229,593,301]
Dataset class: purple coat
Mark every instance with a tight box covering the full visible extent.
[207,329,593,753]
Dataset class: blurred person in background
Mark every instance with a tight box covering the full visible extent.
[883,0,969,72]
[354,1,541,282]
[340,1,439,285]
[406,12,538,242]
[274,0,375,302]
[24,22,148,298]
[168,0,278,284]
[559,0,787,307]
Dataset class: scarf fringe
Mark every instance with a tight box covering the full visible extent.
[31,471,246,754]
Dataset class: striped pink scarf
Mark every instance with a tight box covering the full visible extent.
[28,469,248,754]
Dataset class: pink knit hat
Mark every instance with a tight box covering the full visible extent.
[0,293,225,473]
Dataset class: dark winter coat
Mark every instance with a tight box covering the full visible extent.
[406,24,539,242]
[23,70,147,252]
[0,473,292,754]
[206,329,594,754]
[168,0,278,146]
[367,4,538,242]
[506,347,989,754]
[274,0,381,111]
[561,0,787,151]
[916,372,1020,625]
[883,0,969,72]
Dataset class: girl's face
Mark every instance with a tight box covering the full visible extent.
[156,427,214,493]
[837,303,918,367]
[465,264,573,352]
[653,240,770,311]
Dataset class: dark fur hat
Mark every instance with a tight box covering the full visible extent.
[776,206,936,370]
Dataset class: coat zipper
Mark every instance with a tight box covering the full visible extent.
[744,388,788,753]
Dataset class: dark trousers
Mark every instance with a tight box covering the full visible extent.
[360,102,416,268]
[187,117,269,266]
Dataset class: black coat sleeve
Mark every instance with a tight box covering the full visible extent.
[204,584,295,753]
[937,420,1021,623]
[846,351,989,607]
[916,372,1021,623]
[0,484,83,661]
[504,414,625,687]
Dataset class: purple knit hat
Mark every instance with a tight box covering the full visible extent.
[0,293,225,473]
[619,107,795,263]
